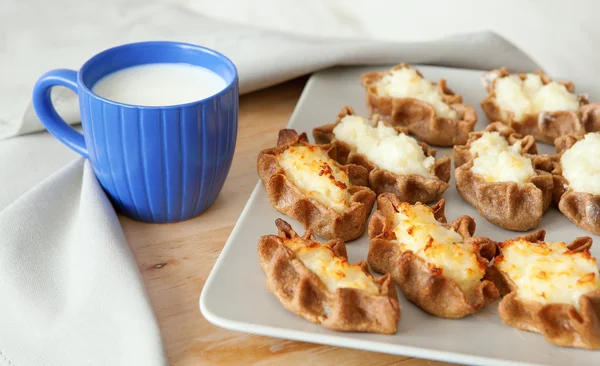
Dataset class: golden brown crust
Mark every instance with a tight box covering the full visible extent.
[367,193,499,319]
[313,106,450,204]
[557,192,600,235]
[550,134,600,235]
[480,67,600,144]
[360,63,477,147]
[455,158,553,231]
[554,133,585,153]
[453,122,538,169]
[490,231,600,349]
[581,103,600,132]
[257,219,400,334]
[257,129,376,241]
[454,121,554,230]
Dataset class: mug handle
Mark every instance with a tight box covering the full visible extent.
[32,69,88,158]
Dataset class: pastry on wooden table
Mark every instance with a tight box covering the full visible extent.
[551,132,600,234]
[258,219,400,334]
[489,230,600,349]
[313,106,450,204]
[453,122,537,169]
[454,123,553,231]
[367,193,499,319]
[257,129,376,241]
[480,67,600,144]
[359,63,477,147]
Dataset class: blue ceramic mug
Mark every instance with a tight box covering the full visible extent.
[32,41,239,223]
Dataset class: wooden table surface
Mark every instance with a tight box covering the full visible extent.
[120,77,457,366]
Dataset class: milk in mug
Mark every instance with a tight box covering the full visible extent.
[92,63,228,106]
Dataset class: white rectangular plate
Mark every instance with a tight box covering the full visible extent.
[200,65,600,366]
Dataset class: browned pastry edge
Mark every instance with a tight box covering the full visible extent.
[366,193,499,319]
[360,63,478,147]
[480,67,600,144]
[453,121,538,169]
[257,129,376,241]
[258,218,400,334]
[313,106,450,205]
[454,157,553,231]
[549,133,600,235]
[488,230,600,349]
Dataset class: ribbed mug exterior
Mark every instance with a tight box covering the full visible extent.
[32,41,239,223]
[79,83,238,222]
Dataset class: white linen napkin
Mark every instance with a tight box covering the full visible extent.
[3,0,592,365]
[0,0,540,139]
[0,159,166,366]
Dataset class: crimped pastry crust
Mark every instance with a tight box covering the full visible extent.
[258,219,400,334]
[454,129,553,231]
[257,129,376,241]
[551,134,600,235]
[367,193,499,319]
[453,122,537,169]
[488,230,600,349]
[313,106,450,204]
[481,67,600,144]
[360,63,477,147]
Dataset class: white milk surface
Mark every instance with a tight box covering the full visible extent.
[92,63,228,106]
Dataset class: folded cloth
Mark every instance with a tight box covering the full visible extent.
[0,159,166,366]
[191,0,600,87]
[0,0,539,139]
[0,1,545,365]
